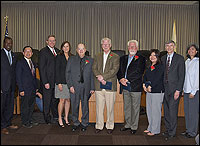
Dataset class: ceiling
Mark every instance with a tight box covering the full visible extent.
[1,1,199,5]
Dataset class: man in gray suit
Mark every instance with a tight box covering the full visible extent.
[161,40,185,140]
[66,43,94,132]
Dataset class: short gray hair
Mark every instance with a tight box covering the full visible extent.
[127,40,138,47]
[101,37,111,45]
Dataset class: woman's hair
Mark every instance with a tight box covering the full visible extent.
[149,49,161,65]
[59,41,73,56]
[186,44,199,59]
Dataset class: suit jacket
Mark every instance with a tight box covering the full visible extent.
[117,52,146,92]
[16,58,37,95]
[39,46,59,88]
[161,52,185,94]
[1,48,17,92]
[66,55,94,97]
[92,51,120,91]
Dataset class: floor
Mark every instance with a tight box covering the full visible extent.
[1,112,197,145]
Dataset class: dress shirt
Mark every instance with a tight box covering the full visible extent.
[125,54,134,78]
[103,51,110,73]
[47,45,57,56]
[3,48,12,64]
[183,57,199,95]
[24,57,32,69]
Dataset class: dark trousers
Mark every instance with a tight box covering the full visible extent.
[42,87,59,123]
[1,90,15,129]
[20,91,36,125]
[70,84,89,127]
[163,84,180,136]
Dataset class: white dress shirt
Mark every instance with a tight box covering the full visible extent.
[47,45,57,56]
[183,57,199,95]
[167,52,174,66]
[103,51,110,73]
[3,48,12,64]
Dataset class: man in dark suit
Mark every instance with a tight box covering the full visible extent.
[161,40,185,140]
[39,35,59,124]
[66,43,94,132]
[1,37,18,134]
[16,46,39,128]
[117,40,146,134]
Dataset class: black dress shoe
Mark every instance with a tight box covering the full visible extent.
[22,123,32,128]
[185,133,195,138]
[81,127,87,132]
[162,131,169,137]
[95,129,102,133]
[180,131,187,136]
[120,127,130,131]
[30,121,39,126]
[72,126,78,132]
[165,135,175,141]
[107,129,113,134]
[130,130,137,134]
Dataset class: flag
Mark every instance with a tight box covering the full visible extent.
[4,16,9,38]
[171,20,176,52]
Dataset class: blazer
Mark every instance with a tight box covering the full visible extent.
[16,58,37,95]
[117,52,146,92]
[161,52,185,94]
[143,63,165,93]
[55,53,70,85]
[38,46,59,88]
[66,55,95,97]
[1,48,17,92]
[92,51,120,91]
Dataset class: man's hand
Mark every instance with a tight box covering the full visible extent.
[120,78,128,86]
[36,92,42,99]
[58,84,63,91]
[189,93,194,98]
[174,90,180,100]
[45,83,50,89]
[20,91,25,96]
[96,75,103,82]
[70,86,75,94]
[101,80,106,85]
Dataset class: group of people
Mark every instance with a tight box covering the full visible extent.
[1,36,199,142]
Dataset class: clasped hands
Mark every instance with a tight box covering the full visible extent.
[120,78,129,86]
[96,75,106,85]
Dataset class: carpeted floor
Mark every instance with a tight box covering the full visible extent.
[1,112,197,145]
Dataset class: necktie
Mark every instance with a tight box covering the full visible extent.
[165,56,170,83]
[29,60,35,76]
[8,51,12,65]
[52,48,56,56]
[80,58,84,83]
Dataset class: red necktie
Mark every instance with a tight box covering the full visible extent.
[52,49,56,56]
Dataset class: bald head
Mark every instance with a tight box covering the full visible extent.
[76,43,86,58]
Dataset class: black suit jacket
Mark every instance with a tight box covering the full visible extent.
[39,46,59,88]
[117,52,146,92]
[1,49,17,92]
[16,58,37,95]
[161,52,185,94]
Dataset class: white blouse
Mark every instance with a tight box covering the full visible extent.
[183,57,199,95]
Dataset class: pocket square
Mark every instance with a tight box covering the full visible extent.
[100,81,112,90]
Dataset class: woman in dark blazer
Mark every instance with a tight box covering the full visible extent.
[143,49,164,136]
[55,41,73,127]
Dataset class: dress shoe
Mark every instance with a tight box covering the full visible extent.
[22,123,32,128]
[185,133,195,138]
[58,122,65,128]
[30,121,39,126]
[8,125,18,129]
[162,131,169,137]
[120,127,130,131]
[72,126,78,132]
[165,135,175,141]
[81,127,87,132]
[130,130,137,134]
[180,131,187,136]
[107,129,113,134]
[1,128,9,135]
[95,129,102,133]
[144,130,150,133]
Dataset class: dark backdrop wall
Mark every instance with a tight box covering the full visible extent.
[1,1,199,57]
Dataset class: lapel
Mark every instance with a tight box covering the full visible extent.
[169,52,177,71]
[104,51,112,73]
[2,49,10,66]
[99,52,103,73]
[22,58,34,76]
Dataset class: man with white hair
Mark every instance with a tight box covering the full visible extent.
[117,40,146,134]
